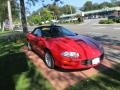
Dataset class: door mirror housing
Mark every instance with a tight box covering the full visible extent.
[75,33,78,35]
[34,34,38,36]
[39,37,46,41]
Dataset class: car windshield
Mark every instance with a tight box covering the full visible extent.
[61,27,77,36]
[50,26,77,37]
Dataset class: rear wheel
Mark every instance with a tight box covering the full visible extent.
[44,51,54,69]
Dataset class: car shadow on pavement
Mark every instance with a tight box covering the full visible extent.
[94,63,120,88]
[92,35,120,47]
[95,63,120,81]
[0,52,29,90]
[91,35,120,62]
[54,66,90,72]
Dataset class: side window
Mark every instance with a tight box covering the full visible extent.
[50,27,62,37]
[41,27,51,37]
[33,28,42,37]
[61,27,76,36]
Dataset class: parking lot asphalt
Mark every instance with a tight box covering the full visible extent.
[61,19,120,63]
[62,19,120,41]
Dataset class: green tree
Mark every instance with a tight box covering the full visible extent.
[92,3,100,10]
[40,8,53,21]
[0,0,7,29]
[61,5,76,14]
[81,1,93,11]
[47,4,62,19]
[28,8,53,25]
[81,1,114,11]
[99,2,113,8]
[19,0,62,33]
[111,0,120,6]
[0,0,19,30]
[28,15,41,25]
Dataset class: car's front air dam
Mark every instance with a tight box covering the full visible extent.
[57,54,104,69]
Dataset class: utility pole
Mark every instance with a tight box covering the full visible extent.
[7,0,13,30]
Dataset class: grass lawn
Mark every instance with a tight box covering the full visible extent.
[67,64,120,90]
[0,29,13,35]
[0,34,53,90]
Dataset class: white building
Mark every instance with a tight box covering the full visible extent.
[60,7,120,20]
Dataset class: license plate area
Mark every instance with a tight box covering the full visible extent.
[92,58,100,65]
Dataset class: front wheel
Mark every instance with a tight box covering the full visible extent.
[44,51,54,69]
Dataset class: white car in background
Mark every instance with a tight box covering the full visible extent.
[51,19,59,23]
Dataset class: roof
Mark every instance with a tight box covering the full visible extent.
[84,7,120,15]
[60,7,120,18]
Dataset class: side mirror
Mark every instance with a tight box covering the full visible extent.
[39,37,46,41]
[34,34,38,36]
[75,33,78,35]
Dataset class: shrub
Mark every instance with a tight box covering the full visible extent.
[99,19,114,24]
[115,18,120,23]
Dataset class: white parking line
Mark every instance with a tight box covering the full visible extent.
[87,32,103,36]
[93,27,106,29]
[113,28,120,30]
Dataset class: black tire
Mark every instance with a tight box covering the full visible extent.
[44,51,54,69]
[27,42,32,50]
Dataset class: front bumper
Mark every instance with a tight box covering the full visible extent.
[57,54,104,69]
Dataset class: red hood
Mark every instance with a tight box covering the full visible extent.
[47,35,103,60]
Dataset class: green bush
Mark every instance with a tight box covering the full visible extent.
[115,18,120,23]
[99,19,114,24]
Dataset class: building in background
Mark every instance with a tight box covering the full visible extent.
[60,7,120,21]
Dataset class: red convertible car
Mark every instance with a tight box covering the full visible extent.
[26,25,104,69]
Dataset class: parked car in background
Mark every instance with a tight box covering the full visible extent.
[108,15,116,20]
[108,15,120,23]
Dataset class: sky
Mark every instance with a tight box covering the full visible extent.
[26,0,111,13]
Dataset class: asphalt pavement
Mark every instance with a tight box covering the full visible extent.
[62,19,120,63]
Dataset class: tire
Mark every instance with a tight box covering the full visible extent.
[27,42,32,50]
[44,51,54,69]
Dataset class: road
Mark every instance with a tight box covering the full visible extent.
[61,19,120,63]
[62,19,120,40]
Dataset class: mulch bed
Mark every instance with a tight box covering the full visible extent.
[21,46,118,90]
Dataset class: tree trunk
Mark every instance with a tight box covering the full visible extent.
[19,0,28,33]
[7,0,13,30]
[1,19,4,32]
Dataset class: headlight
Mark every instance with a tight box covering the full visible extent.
[61,51,79,58]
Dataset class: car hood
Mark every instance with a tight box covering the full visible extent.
[48,35,103,59]
[67,35,102,50]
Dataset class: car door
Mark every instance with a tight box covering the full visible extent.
[31,28,45,55]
